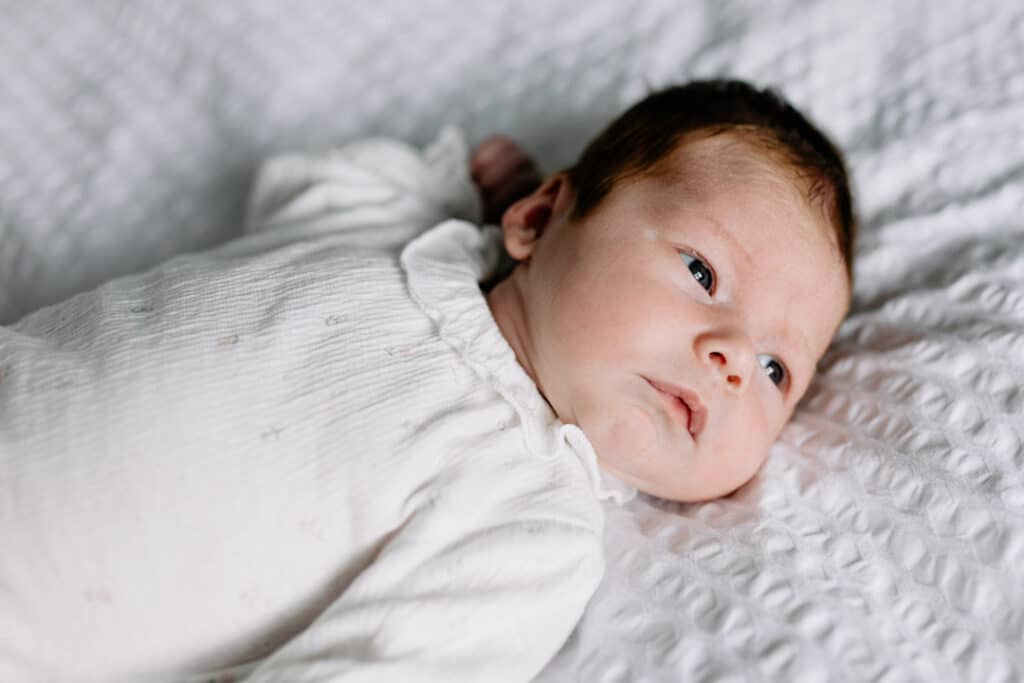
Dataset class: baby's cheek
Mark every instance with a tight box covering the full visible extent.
[585,403,659,465]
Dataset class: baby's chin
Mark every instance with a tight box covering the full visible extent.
[581,399,769,501]
[580,402,672,492]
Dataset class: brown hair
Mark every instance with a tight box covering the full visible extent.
[565,80,856,283]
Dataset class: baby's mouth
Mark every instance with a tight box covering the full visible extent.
[643,377,707,440]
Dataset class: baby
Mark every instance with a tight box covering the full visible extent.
[482,83,854,503]
[0,80,854,682]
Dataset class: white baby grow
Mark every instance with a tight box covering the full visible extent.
[1,1,1023,681]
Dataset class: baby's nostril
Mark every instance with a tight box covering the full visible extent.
[726,374,742,387]
[709,351,726,365]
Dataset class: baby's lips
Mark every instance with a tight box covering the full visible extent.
[671,384,707,439]
[685,397,707,438]
[645,377,708,440]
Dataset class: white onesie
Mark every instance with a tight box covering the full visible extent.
[0,129,633,682]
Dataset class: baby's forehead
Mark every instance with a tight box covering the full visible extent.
[654,131,804,198]
[652,132,848,273]
[647,134,856,350]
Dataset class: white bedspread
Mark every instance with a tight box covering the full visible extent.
[2,1,1022,681]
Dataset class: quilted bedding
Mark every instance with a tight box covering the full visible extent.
[2,1,1023,681]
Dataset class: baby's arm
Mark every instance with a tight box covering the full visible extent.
[241,507,603,683]
[241,131,540,256]
[239,128,483,253]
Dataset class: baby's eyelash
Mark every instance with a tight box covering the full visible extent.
[758,354,789,391]
[678,249,716,295]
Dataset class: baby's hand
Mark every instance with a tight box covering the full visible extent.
[470,136,542,225]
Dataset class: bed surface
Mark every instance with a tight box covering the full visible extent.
[2,1,1023,681]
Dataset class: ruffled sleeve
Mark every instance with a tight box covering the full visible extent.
[243,127,483,251]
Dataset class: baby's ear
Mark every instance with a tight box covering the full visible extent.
[500,173,570,261]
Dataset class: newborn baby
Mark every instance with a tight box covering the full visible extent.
[0,80,854,682]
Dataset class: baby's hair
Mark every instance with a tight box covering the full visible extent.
[565,79,856,285]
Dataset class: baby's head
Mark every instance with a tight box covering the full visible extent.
[486,79,855,502]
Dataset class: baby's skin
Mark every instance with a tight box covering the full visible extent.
[473,133,849,502]
[471,135,543,224]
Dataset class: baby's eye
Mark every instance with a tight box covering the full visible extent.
[758,354,787,389]
[679,251,715,295]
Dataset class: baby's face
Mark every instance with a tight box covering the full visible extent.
[489,134,850,502]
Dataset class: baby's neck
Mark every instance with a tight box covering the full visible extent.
[485,273,543,393]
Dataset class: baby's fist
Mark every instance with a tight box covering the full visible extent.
[470,136,542,225]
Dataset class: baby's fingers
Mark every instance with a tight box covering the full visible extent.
[471,136,538,186]
[481,167,542,224]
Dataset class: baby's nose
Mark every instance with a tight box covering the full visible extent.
[696,331,756,392]
[709,350,745,389]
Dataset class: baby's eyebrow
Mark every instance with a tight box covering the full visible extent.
[698,213,819,363]
[696,212,754,276]
[670,207,815,375]
[785,328,813,376]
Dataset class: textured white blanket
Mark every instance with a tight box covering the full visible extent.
[2,1,1023,681]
